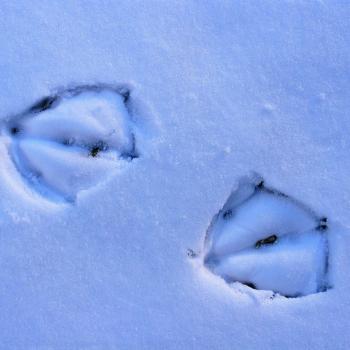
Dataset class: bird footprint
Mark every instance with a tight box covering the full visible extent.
[2,84,138,203]
[203,175,329,297]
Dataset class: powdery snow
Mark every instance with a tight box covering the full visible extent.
[0,1,349,349]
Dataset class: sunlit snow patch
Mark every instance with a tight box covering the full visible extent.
[203,176,329,298]
[1,85,138,203]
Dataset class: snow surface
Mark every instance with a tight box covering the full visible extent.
[0,1,350,349]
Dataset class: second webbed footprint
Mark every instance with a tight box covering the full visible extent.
[203,176,329,298]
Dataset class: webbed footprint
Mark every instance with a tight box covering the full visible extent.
[2,85,138,203]
[203,176,329,297]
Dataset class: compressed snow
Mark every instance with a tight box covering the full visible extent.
[208,229,327,297]
[206,185,318,257]
[16,90,132,152]
[15,139,120,201]
[210,231,327,297]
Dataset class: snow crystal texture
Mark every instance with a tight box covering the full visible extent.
[0,1,349,349]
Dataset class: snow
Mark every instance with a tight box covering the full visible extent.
[0,1,350,349]
[210,231,326,297]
